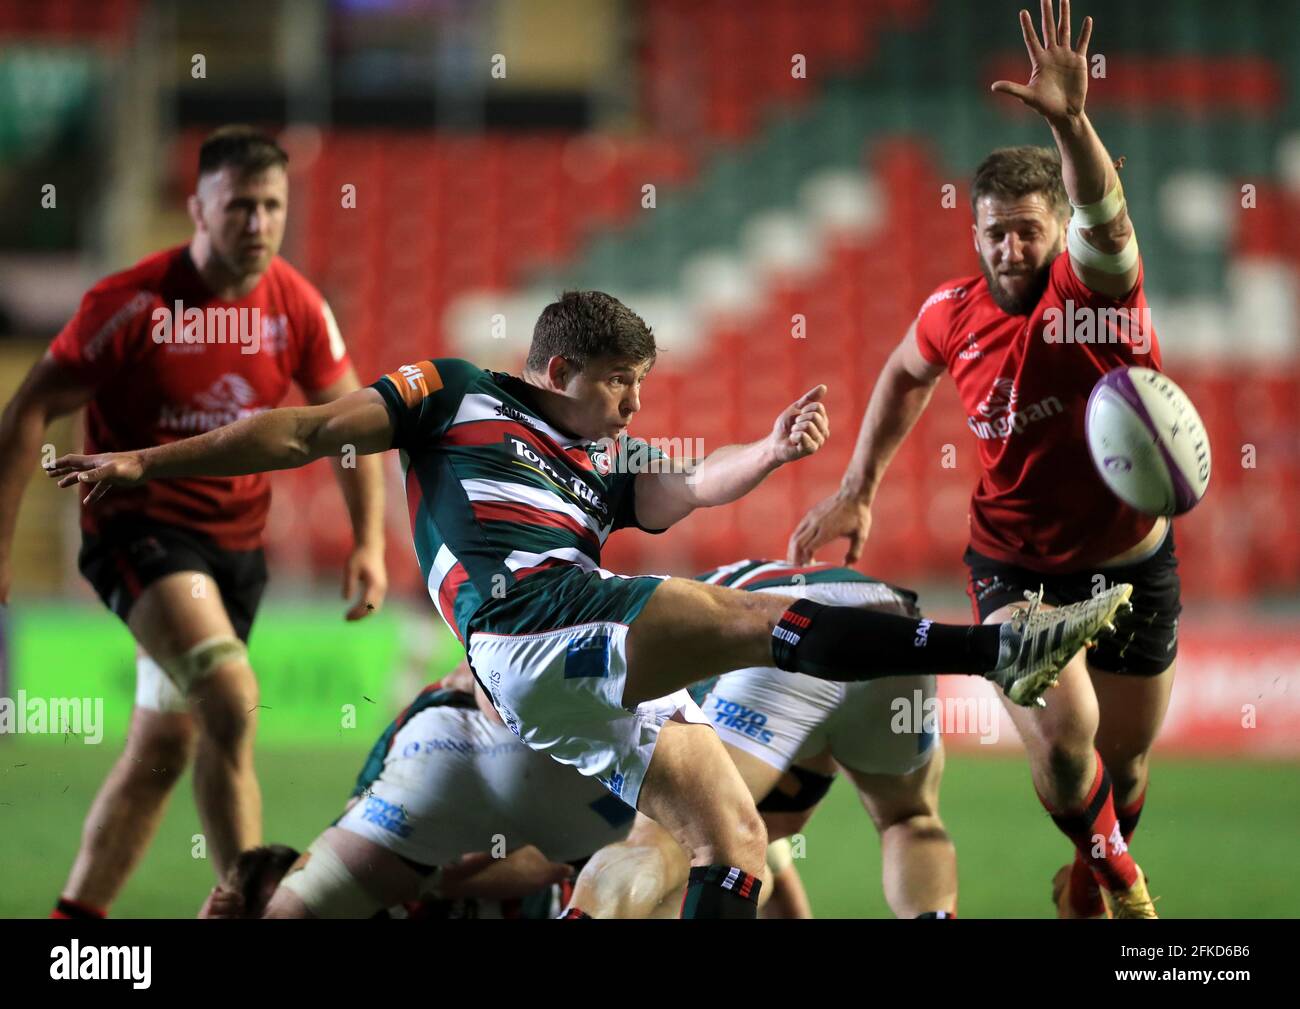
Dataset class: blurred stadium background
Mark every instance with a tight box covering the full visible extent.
[1,0,1297,917]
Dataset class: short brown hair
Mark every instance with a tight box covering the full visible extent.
[527,290,656,373]
[226,844,300,914]
[198,125,288,180]
[970,145,1069,219]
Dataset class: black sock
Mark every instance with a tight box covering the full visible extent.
[771,599,1005,680]
[680,865,761,919]
[557,907,592,919]
[52,897,106,920]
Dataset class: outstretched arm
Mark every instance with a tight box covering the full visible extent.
[787,325,941,565]
[47,387,395,504]
[305,370,388,621]
[991,0,1139,298]
[632,384,829,531]
[0,353,95,603]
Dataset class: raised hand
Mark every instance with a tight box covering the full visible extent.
[769,385,829,464]
[991,0,1094,122]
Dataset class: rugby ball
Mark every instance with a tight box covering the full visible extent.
[1085,367,1211,516]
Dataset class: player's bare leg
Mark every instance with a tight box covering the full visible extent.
[58,563,262,913]
[565,744,803,919]
[633,718,769,916]
[762,850,814,919]
[1082,660,1175,917]
[621,576,1128,917]
[720,743,787,808]
[59,706,196,913]
[985,599,1156,917]
[622,580,787,705]
[186,666,261,874]
[127,572,263,876]
[1089,661,1175,812]
[750,753,834,844]
[845,742,956,918]
[566,803,777,919]
[716,749,818,920]
[986,602,1100,810]
[623,577,1129,711]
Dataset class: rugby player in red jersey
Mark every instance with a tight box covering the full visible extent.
[792,1,1166,918]
[48,288,1129,919]
[0,127,387,918]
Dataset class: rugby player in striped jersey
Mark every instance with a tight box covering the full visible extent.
[51,289,1130,918]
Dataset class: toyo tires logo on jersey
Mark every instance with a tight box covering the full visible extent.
[966,377,1064,440]
[507,435,610,517]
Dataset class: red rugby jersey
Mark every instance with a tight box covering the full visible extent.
[914,251,1160,572]
[49,246,351,550]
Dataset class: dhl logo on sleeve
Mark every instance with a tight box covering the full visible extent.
[384,360,443,407]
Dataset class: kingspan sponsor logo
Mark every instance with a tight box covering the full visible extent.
[158,373,267,434]
[966,377,1063,441]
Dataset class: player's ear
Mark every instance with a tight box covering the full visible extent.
[186,193,206,233]
[546,355,572,391]
[970,222,980,256]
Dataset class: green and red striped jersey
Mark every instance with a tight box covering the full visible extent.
[695,559,889,593]
[370,358,664,642]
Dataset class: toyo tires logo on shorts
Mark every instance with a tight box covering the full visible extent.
[359,794,413,837]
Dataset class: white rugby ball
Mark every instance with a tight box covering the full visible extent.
[1085,367,1212,516]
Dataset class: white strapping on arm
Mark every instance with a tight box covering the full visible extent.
[1067,179,1138,274]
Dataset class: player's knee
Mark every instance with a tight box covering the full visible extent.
[888,811,951,848]
[190,663,259,753]
[160,635,250,694]
[1105,751,1150,801]
[1043,738,1095,789]
[871,788,937,832]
